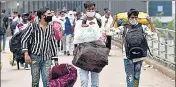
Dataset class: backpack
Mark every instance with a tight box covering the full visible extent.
[82,17,102,28]
[9,22,36,64]
[0,16,8,35]
[123,23,151,59]
[52,21,62,40]
[3,16,8,28]
[10,21,18,30]
[65,17,72,35]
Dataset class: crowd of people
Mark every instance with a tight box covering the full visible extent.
[0,1,157,87]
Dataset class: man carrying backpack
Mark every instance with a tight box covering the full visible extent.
[14,13,30,70]
[114,9,156,87]
[0,9,9,53]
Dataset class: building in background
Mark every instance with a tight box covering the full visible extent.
[149,1,175,28]
[1,0,147,16]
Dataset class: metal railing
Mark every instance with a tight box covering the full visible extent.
[112,28,175,70]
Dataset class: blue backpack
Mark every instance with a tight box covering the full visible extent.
[64,17,72,35]
[10,21,18,30]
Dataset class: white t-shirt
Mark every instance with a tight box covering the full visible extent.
[14,22,29,34]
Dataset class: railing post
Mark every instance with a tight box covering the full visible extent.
[164,38,168,60]
[158,34,160,57]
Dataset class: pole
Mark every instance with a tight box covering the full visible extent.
[146,0,149,14]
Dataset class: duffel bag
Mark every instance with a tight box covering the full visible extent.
[49,58,77,87]
[72,41,109,73]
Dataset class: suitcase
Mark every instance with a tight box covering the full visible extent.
[49,58,77,87]
[72,41,109,73]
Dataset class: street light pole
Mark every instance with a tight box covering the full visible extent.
[146,0,149,14]
[17,1,19,13]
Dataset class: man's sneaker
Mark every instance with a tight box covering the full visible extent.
[25,67,29,70]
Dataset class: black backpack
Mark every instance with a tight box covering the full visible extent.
[9,22,36,63]
[0,16,8,35]
[123,23,152,59]
[82,17,102,28]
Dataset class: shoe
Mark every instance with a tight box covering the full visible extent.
[67,51,70,56]
[25,67,29,70]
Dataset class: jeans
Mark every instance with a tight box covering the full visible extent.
[30,54,52,87]
[79,68,99,87]
[24,63,28,68]
[1,33,6,51]
[124,59,143,87]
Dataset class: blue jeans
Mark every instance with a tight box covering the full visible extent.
[1,33,6,51]
[30,54,52,87]
[124,59,143,87]
[79,68,99,87]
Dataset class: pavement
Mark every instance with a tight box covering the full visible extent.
[1,37,175,87]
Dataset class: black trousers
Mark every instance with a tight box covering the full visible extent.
[57,40,63,50]
[106,35,112,49]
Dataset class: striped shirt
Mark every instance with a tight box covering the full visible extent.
[21,23,58,60]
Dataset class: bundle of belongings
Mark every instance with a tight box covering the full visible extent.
[72,20,110,73]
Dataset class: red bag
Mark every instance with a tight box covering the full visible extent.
[52,21,62,40]
[49,63,77,87]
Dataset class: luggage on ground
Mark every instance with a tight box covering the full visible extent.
[49,58,77,87]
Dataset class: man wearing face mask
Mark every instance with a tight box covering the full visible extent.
[14,13,30,70]
[101,8,113,51]
[114,8,156,87]
[75,1,102,87]
[21,7,58,87]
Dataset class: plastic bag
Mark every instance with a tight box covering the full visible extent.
[73,26,103,44]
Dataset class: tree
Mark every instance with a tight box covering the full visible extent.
[166,19,175,30]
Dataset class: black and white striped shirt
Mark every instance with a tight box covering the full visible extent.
[21,23,58,60]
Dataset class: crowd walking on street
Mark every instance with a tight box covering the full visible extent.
[0,1,158,87]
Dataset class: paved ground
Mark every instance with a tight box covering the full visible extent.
[1,37,175,87]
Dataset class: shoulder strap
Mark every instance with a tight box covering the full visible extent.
[96,18,102,28]
[82,17,87,24]
[122,24,130,52]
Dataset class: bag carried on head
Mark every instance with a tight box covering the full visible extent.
[72,41,109,73]
[123,23,151,59]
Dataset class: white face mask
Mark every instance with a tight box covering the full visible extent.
[129,18,138,25]
[86,11,95,17]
